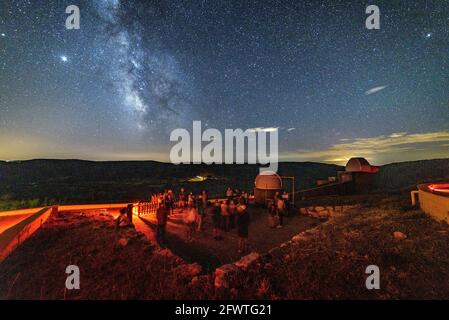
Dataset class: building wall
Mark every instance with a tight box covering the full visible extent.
[254,188,283,205]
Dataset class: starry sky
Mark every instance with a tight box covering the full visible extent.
[0,0,448,165]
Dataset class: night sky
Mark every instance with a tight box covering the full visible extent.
[0,0,448,165]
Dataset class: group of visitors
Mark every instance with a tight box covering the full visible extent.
[153,187,251,254]
[209,193,251,253]
[151,186,291,254]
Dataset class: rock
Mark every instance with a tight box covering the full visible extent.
[118,238,129,247]
[214,264,239,289]
[190,276,199,285]
[393,231,407,240]
[157,248,174,257]
[268,247,281,258]
[191,275,211,286]
[235,252,260,270]
[292,233,308,242]
[315,206,326,212]
[175,263,202,278]
[299,208,308,215]
[263,263,273,270]
[280,242,289,248]
[256,279,270,298]
[306,228,320,235]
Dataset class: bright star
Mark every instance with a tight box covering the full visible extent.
[60,55,68,62]
[0,33,5,37]
[425,33,432,38]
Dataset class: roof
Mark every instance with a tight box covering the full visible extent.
[254,171,283,190]
[345,157,379,173]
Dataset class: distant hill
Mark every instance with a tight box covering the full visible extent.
[0,158,448,205]
[374,158,449,191]
[0,160,341,203]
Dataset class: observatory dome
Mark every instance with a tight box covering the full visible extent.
[254,171,283,190]
[345,158,379,173]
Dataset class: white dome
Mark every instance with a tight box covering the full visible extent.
[255,171,282,190]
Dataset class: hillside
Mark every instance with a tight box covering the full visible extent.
[0,160,341,206]
[374,158,449,191]
[0,158,448,209]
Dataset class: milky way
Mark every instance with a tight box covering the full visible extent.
[94,0,195,131]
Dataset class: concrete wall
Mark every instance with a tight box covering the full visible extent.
[0,207,55,263]
[418,189,449,223]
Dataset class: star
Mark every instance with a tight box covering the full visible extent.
[60,55,68,62]
[0,33,5,37]
[425,33,432,39]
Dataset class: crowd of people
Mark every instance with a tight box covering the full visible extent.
[150,187,290,255]
[153,187,251,254]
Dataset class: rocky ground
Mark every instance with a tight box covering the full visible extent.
[0,212,212,299]
[1,194,449,299]
[218,196,449,299]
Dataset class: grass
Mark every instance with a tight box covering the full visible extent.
[0,199,46,212]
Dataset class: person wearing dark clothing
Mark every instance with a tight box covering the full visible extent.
[267,201,278,228]
[116,207,132,230]
[276,198,285,228]
[126,204,134,224]
[228,200,236,229]
[236,199,250,253]
[220,200,229,232]
[226,187,233,201]
[156,203,168,244]
[166,191,174,216]
[282,191,290,215]
[196,195,205,231]
[179,188,186,209]
[211,200,222,240]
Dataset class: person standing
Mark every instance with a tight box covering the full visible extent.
[166,189,175,216]
[156,202,168,244]
[184,204,198,242]
[212,200,222,240]
[236,198,250,254]
[188,192,195,208]
[241,191,249,205]
[226,187,233,201]
[276,197,285,228]
[282,191,290,215]
[228,199,236,229]
[126,203,134,225]
[179,187,186,209]
[220,200,229,232]
[267,201,278,228]
[196,194,205,231]
[201,190,208,207]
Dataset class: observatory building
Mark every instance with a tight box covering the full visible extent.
[337,157,379,193]
[254,171,283,205]
[345,157,380,174]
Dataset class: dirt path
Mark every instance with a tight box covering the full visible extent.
[137,207,321,271]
